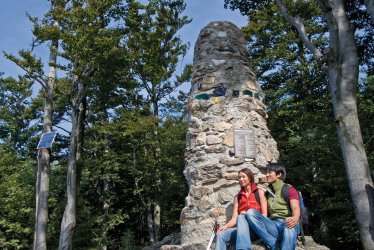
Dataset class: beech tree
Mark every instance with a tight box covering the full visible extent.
[54,1,126,248]
[225,0,374,248]
[3,0,63,248]
[122,0,191,243]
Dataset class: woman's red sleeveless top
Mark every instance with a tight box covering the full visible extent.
[237,183,261,213]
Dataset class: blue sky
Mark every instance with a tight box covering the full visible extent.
[0,0,247,78]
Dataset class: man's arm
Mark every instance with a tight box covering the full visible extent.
[285,198,300,228]
[285,187,300,228]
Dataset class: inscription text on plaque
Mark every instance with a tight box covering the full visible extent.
[234,129,256,158]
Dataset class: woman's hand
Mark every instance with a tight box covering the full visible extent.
[218,225,228,232]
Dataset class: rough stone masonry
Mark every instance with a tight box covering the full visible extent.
[180,21,278,248]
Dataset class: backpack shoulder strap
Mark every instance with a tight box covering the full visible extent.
[281,183,291,209]
[237,193,242,205]
[254,188,260,205]
[238,189,260,206]
[268,184,275,196]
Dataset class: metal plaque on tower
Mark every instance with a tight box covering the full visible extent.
[234,129,256,158]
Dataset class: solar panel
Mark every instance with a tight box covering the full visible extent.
[37,131,57,149]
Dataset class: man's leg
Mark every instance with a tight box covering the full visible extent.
[215,228,237,250]
[236,214,251,250]
[271,219,287,249]
[245,209,279,248]
[280,224,300,250]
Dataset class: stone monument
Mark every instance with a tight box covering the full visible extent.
[181,20,278,248]
[160,21,327,250]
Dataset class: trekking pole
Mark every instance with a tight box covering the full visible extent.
[206,220,219,250]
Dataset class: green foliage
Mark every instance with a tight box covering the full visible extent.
[346,1,374,74]
[158,119,188,236]
[0,150,35,249]
[2,50,45,81]
[358,75,374,171]
[76,109,187,246]
[120,229,142,250]
[123,0,191,116]
[0,76,38,155]
[1,0,191,248]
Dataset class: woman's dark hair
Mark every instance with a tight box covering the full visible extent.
[266,163,286,181]
[238,168,254,184]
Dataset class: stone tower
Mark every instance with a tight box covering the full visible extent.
[177,21,279,248]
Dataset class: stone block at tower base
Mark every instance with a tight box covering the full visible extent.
[158,236,329,250]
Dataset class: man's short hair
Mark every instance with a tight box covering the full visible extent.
[266,163,286,181]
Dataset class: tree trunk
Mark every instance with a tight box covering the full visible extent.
[274,0,373,247]
[33,26,58,250]
[153,203,161,242]
[320,1,374,249]
[59,77,86,250]
[132,148,157,244]
[100,181,109,250]
[33,149,50,250]
[152,100,161,243]
[101,155,110,250]
[364,0,374,24]
[100,131,111,250]
[146,200,156,244]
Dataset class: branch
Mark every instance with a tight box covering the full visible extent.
[274,0,323,61]
[60,116,72,124]
[141,77,153,97]
[54,124,71,135]
[3,52,48,89]
[34,78,48,90]
[17,64,47,90]
[30,37,44,52]
[364,134,374,147]
[316,0,339,62]
[82,64,96,77]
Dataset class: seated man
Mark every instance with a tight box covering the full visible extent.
[245,163,300,250]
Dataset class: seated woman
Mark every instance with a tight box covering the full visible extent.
[215,168,267,250]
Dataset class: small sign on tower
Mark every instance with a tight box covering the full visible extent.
[37,131,57,149]
[234,129,256,158]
